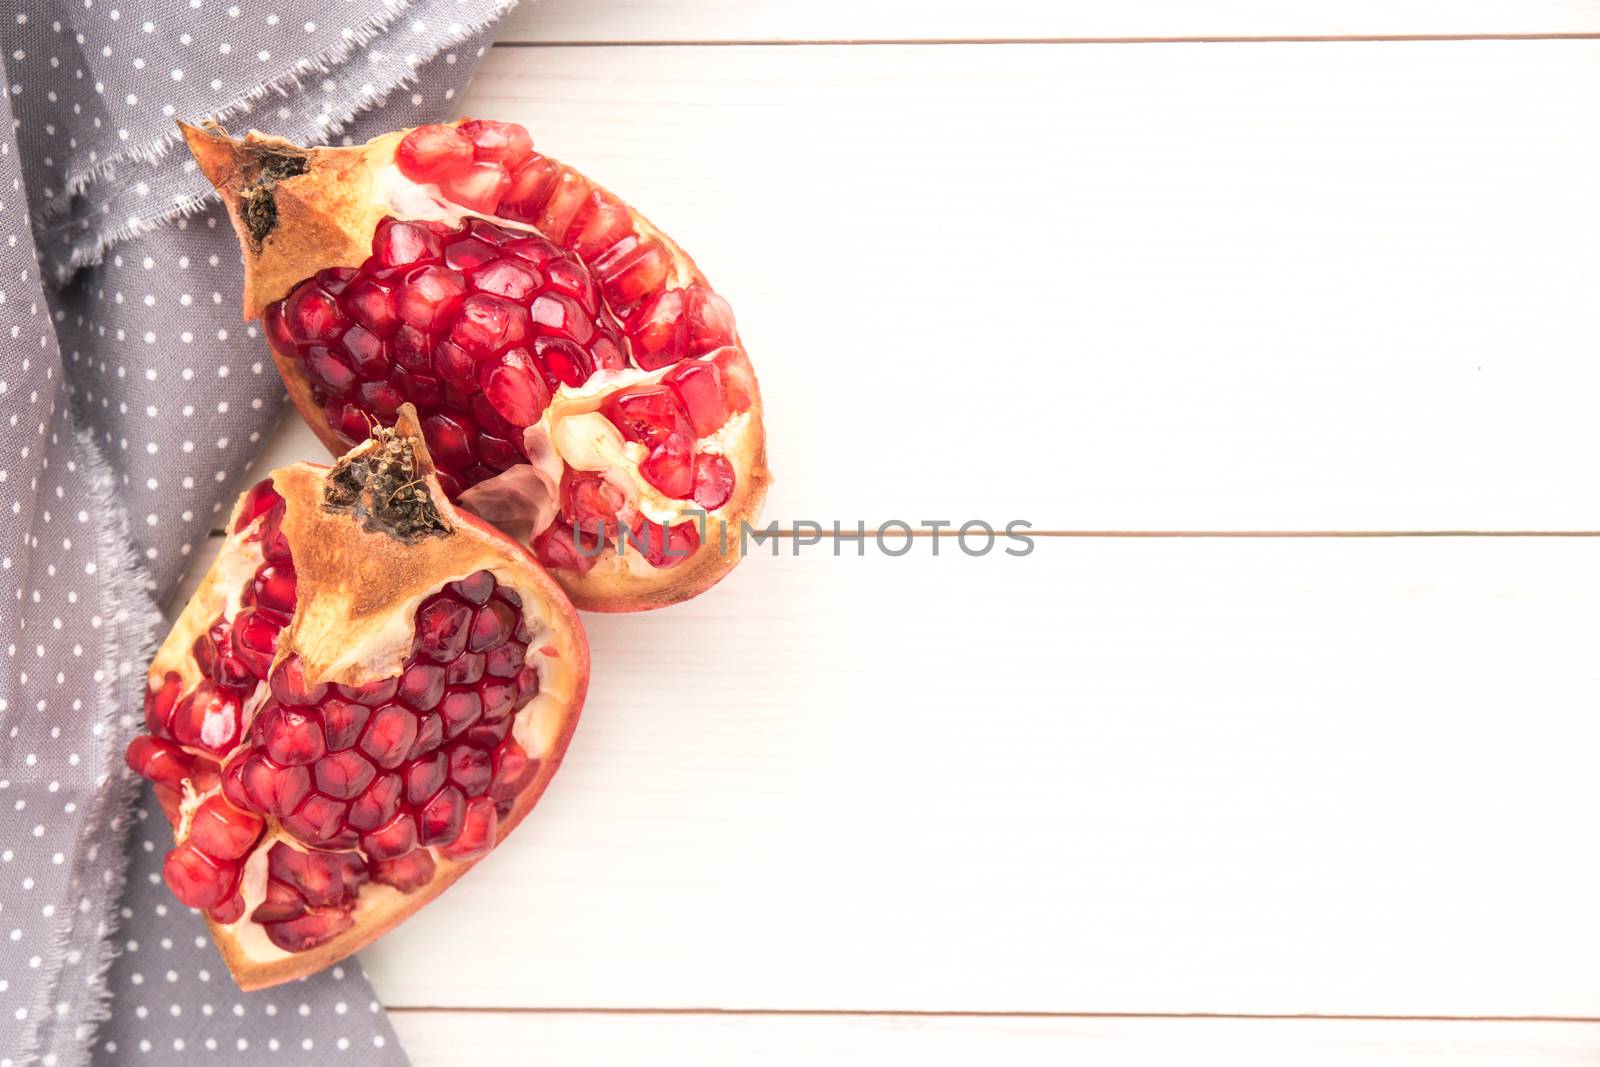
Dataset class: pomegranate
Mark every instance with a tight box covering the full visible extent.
[127,406,588,989]
[182,119,769,613]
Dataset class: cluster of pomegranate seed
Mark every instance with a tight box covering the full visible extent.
[126,478,545,952]
[264,118,753,574]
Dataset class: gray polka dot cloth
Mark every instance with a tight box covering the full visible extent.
[0,0,522,1063]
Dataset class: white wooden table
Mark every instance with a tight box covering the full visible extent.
[186,1,1600,1061]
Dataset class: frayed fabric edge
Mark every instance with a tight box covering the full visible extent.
[16,428,159,1067]
[42,0,520,279]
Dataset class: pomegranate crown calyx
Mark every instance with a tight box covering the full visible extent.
[323,406,452,544]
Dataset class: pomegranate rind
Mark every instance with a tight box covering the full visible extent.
[146,408,589,990]
[182,121,770,613]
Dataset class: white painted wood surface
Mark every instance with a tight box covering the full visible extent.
[175,4,1600,1063]
[254,39,1600,531]
[502,0,1600,43]
[388,1014,1600,1066]
[357,539,1600,1016]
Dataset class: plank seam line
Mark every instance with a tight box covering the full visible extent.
[493,34,1600,48]
[383,1007,1600,1023]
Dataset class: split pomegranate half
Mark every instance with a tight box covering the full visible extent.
[127,406,588,989]
[183,119,769,612]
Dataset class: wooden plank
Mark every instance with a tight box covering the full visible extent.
[390,1013,1600,1066]
[347,538,1600,1014]
[499,1,1600,44]
[394,41,1600,532]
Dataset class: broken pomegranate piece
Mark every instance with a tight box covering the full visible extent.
[126,407,588,990]
[185,118,769,612]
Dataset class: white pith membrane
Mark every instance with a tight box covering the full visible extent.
[357,141,762,579]
[146,427,585,975]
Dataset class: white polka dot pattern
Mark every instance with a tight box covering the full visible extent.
[0,0,514,1062]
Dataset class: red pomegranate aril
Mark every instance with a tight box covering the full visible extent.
[286,791,348,842]
[252,878,307,923]
[264,302,295,356]
[478,435,522,471]
[360,704,421,769]
[444,237,498,273]
[371,850,436,893]
[440,690,483,739]
[251,563,299,617]
[568,192,633,260]
[686,286,738,353]
[459,118,534,164]
[533,337,591,389]
[602,385,689,447]
[169,681,243,755]
[163,841,237,909]
[392,367,445,408]
[348,773,403,832]
[531,291,594,344]
[327,400,372,442]
[464,717,511,749]
[446,651,487,686]
[441,796,497,861]
[335,675,401,706]
[314,749,377,800]
[447,744,494,796]
[187,796,264,862]
[270,655,329,706]
[640,432,695,499]
[408,713,444,762]
[692,452,736,511]
[482,351,550,427]
[398,662,447,711]
[264,908,355,953]
[483,641,525,679]
[596,236,670,311]
[419,786,467,846]
[536,174,592,244]
[626,517,700,569]
[504,233,563,269]
[440,162,511,214]
[125,736,196,791]
[359,380,405,420]
[501,156,560,220]
[269,842,367,907]
[627,289,689,370]
[239,754,311,817]
[479,680,517,723]
[234,479,282,533]
[284,282,346,343]
[416,596,474,662]
[469,599,515,653]
[397,266,467,331]
[344,279,400,338]
[404,752,448,805]
[340,325,390,379]
[451,293,529,357]
[432,338,477,386]
[533,523,599,574]
[421,414,475,471]
[392,324,433,372]
[304,347,355,395]
[491,739,538,804]
[258,705,327,767]
[143,671,184,734]
[662,360,729,437]
[469,258,540,301]
[361,812,419,861]
[209,894,246,925]
[321,698,371,751]
[230,608,282,679]
[396,124,474,183]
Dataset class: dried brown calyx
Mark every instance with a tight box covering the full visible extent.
[230,141,309,248]
[324,417,450,543]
